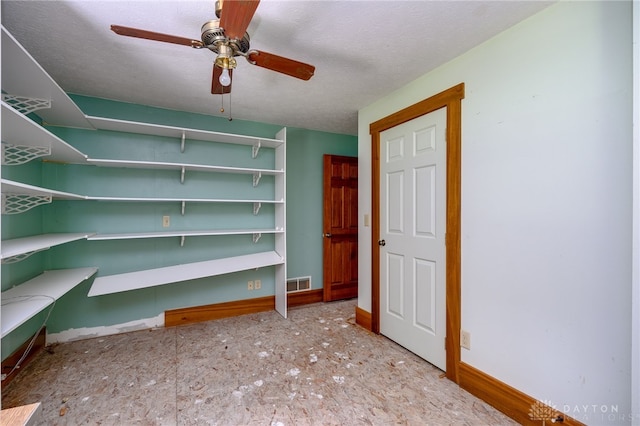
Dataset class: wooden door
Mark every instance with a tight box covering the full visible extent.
[379,108,447,370]
[323,155,358,302]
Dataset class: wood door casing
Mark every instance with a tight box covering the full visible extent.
[370,83,464,383]
[323,155,358,302]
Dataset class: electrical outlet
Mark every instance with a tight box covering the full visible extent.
[162,215,170,228]
[248,280,254,290]
[460,330,471,350]
[255,279,261,290]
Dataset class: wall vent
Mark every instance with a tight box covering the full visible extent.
[286,276,311,293]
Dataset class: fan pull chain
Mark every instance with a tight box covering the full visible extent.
[218,94,232,121]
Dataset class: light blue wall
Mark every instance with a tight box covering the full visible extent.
[1,96,356,360]
[286,128,358,287]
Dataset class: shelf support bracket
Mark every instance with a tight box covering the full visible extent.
[1,95,51,115]
[180,236,186,247]
[253,202,262,215]
[180,166,186,184]
[2,194,52,215]
[1,249,44,265]
[253,233,262,244]
[180,131,186,153]
[2,143,51,166]
[252,140,261,159]
[181,201,186,216]
[253,172,262,187]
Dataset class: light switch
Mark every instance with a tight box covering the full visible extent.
[364,214,370,227]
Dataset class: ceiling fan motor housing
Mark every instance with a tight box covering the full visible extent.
[201,20,250,56]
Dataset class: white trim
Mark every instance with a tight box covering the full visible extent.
[631,1,639,423]
[47,313,165,344]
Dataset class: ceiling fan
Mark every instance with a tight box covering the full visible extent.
[111,0,315,95]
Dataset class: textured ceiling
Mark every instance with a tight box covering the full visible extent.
[1,1,552,135]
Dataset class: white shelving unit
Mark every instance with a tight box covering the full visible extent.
[79,117,287,306]
[1,25,100,340]
[1,268,98,337]
[0,180,84,198]
[86,158,282,186]
[89,228,283,246]
[1,233,95,264]
[87,158,283,175]
[86,116,283,151]
[1,102,88,165]
[1,24,288,330]
[1,177,281,218]
[88,252,283,297]
[273,128,287,317]
[84,124,287,312]
[88,229,284,241]
[1,179,86,215]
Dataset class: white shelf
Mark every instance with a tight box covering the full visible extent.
[88,228,284,241]
[88,251,284,297]
[1,179,86,200]
[1,102,88,165]
[1,179,282,205]
[1,233,95,262]
[88,196,282,203]
[1,267,98,337]
[1,179,86,214]
[86,116,283,148]
[1,26,93,129]
[86,158,283,176]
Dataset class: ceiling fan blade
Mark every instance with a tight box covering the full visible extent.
[111,25,203,48]
[212,65,233,94]
[248,50,315,81]
[219,0,260,40]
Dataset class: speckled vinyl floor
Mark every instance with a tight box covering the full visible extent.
[2,299,517,425]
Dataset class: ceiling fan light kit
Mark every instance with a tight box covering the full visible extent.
[111,0,315,103]
[214,45,236,87]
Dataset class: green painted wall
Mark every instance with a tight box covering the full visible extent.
[1,96,356,360]
[285,128,358,287]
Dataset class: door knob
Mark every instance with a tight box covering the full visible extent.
[323,233,332,238]
[378,239,386,246]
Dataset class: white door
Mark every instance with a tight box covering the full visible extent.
[379,107,447,370]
